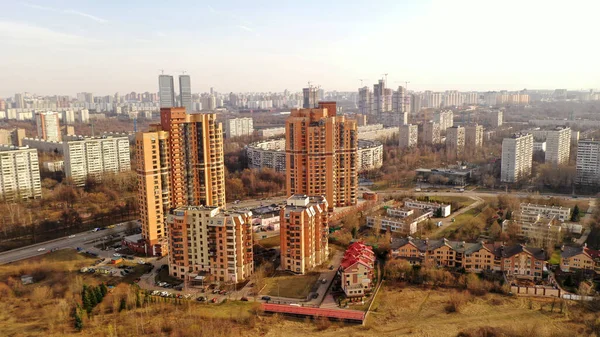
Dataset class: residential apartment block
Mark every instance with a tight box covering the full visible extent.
[246,138,286,172]
[545,127,571,165]
[257,127,286,138]
[520,203,570,222]
[0,128,26,147]
[445,126,465,154]
[398,124,418,148]
[391,238,547,280]
[419,121,440,145]
[64,136,131,186]
[576,140,600,186]
[357,139,383,171]
[35,111,61,142]
[136,108,226,256]
[464,124,483,148]
[433,110,453,131]
[488,110,503,128]
[501,133,533,182]
[502,213,561,247]
[366,207,431,234]
[280,195,329,274]
[403,199,451,217]
[0,146,41,201]
[340,242,375,300]
[286,102,358,210]
[223,117,254,138]
[166,206,253,283]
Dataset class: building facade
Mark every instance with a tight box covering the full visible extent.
[0,146,42,201]
[576,140,600,186]
[445,126,465,154]
[340,242,375,300]
[286,102,358,210]
[258,127,286,138]
[35,112,61,142]
[223,117,254,138]
[159,75,175,108]
[166,206,253,283]
[501,133,533,183]
[179,75,192,113]
[399,124,418,148]
[64,136,131,186]
[280,195,329,274]
[357,139,383,172]
[246,138,286,173]
[136,108,226,256]
[520,203,570,222]
[464,124,483,148]
[419,121,440,145]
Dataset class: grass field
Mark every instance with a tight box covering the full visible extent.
[257,235,281,248]
[433,208,481,239]
[262,272,319,299]
[426,196,475,209]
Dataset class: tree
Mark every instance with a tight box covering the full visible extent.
[99,283,107,297]
[73,310,83,331]
[61,209,83,229]
[93,286,103,304]
[489,222,502,239]
[385,259,413,281]
[119,298,127,312]
[571,205,581,222]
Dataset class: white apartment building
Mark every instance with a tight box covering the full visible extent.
[488,110,503,128]
[223,117,254,138]
[399,124,418,148]
[446,126,465,154]
[520,203,571,222]
[64,136,131,186]
[403,199,451,217]
[545,127,571,165]
[433,110,454,131]
[502,214,562,246]
[501,133,533,183]
[35,112,61,142]
[533,141,547,152]
[357,139,383,171]
[0,146,42,201]
[246,138,287,172]
[464,124,483,148]
[258,127,286,138]
[420,121,441,144]
[576,140,600,186]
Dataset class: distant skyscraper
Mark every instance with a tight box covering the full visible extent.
[14,93,24,109]
[419,121,440,145]
[35,112,61,142]
[446,126,465,155]
[358,87,373,115]
[159,75,175,108]
[544,127,571,165]
[465,124,484,148]
[501,133,533,183]
[399,124,418,148]
[286,101,357,210]
[179,75,192,112]
[302,87,318,108]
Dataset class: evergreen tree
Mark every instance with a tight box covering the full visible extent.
[99,283,108,297]
[88,288,97,308]
[571,205,581,222]
[81,284,88,302]
[119,298,127,312]
[82,290,92,313]
[93,286,103,304]
[74,310,83,331]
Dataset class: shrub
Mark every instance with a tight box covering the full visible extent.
[445,292,471,314]
[315,316,331,331]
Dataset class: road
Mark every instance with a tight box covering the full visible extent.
[0,221,136,265]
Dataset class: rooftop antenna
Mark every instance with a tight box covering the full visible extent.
[358,79,367,87]
[159,69,165,75]
[382,73,389,85]
[181,70,187,75]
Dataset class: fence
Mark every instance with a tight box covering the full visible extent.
[510,285,561,298]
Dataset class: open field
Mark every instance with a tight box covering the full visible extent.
[257,235,281,248]
[262,272,319,299]
[433,208,482,239]
[426,196,475,209]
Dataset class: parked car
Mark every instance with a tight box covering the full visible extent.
[211,298,218,303]
[240,297,249,301]
[320,278,327,284]
[68,234,76,238]
[328,265,334,270]
[289,303,301,307]
[261,296,271,301]
[197,296,207,302]
[37,247,46,252]
[311,292,319,299]
[113,253,122,257]
[212,289,220,294]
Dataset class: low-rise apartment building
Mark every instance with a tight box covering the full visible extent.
[560,245,600,273]
[340,242,375,300]
[403,199,451,217]
[166,206,254,283]
[520,203,570,222]
[502,212,562,247]
[366,208,431,235]
[280,195,329,274]
[390,238,547,280]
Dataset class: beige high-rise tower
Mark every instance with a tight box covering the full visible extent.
[136,107,226,256]
[285,101,358,210]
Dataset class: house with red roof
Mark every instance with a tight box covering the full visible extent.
[341,242,375,301]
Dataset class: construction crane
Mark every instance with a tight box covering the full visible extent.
[358,79,368,87]
[381,73,389,85]
[159,69,164,75]
[181,70,187,75]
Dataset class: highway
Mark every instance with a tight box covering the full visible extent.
[0,221,136,265]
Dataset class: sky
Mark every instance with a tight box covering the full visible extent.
[0,0,599,97]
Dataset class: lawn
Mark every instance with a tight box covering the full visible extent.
[433,208,481,239]
[257,235,280,248]
[427,196,475,209]
[262,272,319,299]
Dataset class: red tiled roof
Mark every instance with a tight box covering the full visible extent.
[585,247,600,259]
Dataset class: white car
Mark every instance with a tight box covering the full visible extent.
[289,303,301,307]
[68,235,76,238]
[37,247,46,252]
[113,253,122,257]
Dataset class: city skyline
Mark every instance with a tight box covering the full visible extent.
[1,0,599,96]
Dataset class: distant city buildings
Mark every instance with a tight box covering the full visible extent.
[433,110,453,131]
[487,110,503,128]
[398,124,418,148]
[64,136,131,186]
[0,128,26,147]
[286,102,357,210]
[419,121,441,145]
[529,127,571,165]
[246,138,286,172]
[257,127,286,138]
[357,140,383,172]
[576,140,600,186]
[501,133,533,183]
[158,75,175,108]
[0,146,41,201]
[280,195,329,274]
[179,75,192,113]
[35,112,61,142]
[223,117,254,138]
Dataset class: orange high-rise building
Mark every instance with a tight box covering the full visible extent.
[285,101,358,210]
[136,107,226,256]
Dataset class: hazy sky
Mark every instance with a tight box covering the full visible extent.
[1,0,599,97]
